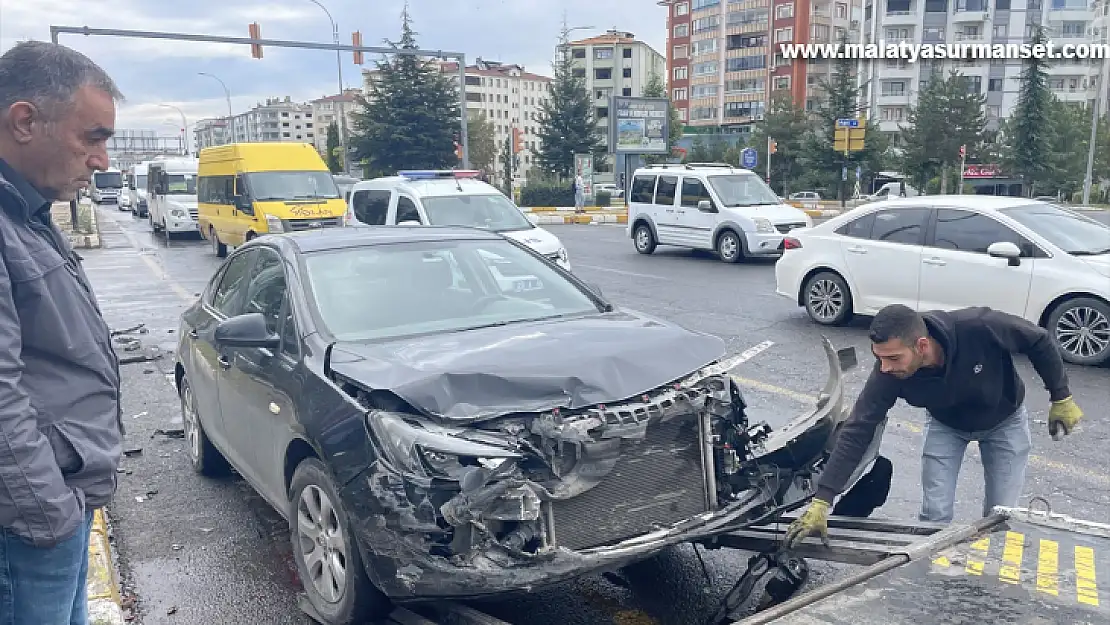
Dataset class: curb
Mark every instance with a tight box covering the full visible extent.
[531,213,628,225]
[522,206,624,212]
[87,508,126,625]
[804,208,842,218]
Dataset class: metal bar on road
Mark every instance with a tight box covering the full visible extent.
[389,606,440,625]
[50,25,471,169]
[430,602,514,625]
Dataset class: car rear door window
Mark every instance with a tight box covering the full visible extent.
[352,190,390,225]
[931,208,1032,255]
[870,208,929,245]
[630,175,657,204]
[654,176,678,206]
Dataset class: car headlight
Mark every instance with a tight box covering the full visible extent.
[367,412,521,480]
[265,214,285,233]
[171,208,186,218]
[754,217,775,233]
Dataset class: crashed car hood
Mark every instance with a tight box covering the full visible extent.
[327,310,726,422]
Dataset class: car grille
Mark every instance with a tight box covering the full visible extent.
[776,222,806,234]
[548,417,710,551]
[284,217,343,231]
[188,209,199,220]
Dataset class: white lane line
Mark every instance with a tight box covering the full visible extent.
[575,264,667,280]
[733,340,775,366]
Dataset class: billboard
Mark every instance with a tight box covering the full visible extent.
[609,96,670,155]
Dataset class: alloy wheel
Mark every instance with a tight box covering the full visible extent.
[180,384,201,462]
[719,233,739,261]
[1054,305,1110,361]
[807,278,844,322]
[297,485,349,604]
[635,227,652,251]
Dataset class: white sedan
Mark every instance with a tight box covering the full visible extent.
[774,196,1110,366]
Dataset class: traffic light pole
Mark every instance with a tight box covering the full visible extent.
[49,25,472,168]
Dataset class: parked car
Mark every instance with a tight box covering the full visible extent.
[175,225,885,624]
[626,164,812,263]
[595,183,624,199]
[345,169,571,271]
[774,196,1110,365]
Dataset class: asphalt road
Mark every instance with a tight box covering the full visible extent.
[88,205,1109,625]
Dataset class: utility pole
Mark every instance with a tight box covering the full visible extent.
[198,73,233,144]
[1083,49,1108,205]
[305,0,349,173]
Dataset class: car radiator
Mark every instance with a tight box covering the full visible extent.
[548,417,711,551]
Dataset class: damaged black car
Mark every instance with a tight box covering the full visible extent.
[174,225,886,625]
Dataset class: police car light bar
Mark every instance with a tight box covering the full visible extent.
[397,169,482,180]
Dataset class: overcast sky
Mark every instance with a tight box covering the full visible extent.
[1,0,668,138]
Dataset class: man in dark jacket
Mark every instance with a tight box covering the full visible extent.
[0,41,124,624]
[785,304,1083,547]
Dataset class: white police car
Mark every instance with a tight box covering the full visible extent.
[344,170,571,271]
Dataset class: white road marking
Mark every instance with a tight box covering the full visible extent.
[575,264,667,280]
[733,340,775,366]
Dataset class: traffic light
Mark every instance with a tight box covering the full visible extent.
[454,141,463,162]
[768,140,778,155]
[248,22,263,59]
[352,31,364,65]
[512,127,523,154]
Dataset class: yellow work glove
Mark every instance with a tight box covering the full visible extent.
[1048,397,1083,440]
[784,499,831,549]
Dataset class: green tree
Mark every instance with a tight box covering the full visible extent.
[898,69,986,193]
[467,112,497,176]
[798,35,889,198]
[1042,98,1090,199]
[1002,25,1053,196]
[349,8,461,176]
[500,136,514,194]
[641,71,683,164]
[534,44,605,178]
[324,121,342,173]
[750,91,811,195]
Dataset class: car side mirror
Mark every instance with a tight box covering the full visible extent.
[987,241,1022,266]
[214,313,280,349]
[698,199,716,213]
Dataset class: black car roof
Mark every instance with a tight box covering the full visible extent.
[258,225,505,254]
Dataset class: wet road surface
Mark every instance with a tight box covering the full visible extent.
[88,206,1109,624]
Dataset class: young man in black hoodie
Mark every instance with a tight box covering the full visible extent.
[785,304,1084,547]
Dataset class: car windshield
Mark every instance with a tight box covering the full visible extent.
[999,204,1110,255]
[421,194,534,232]
[707,174,781,207]
[94,171,123,188]
[304,238,600,342]
[166,174,197,195]
[246,171,341,201]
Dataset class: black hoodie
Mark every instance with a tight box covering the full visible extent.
[815,307,1070,504]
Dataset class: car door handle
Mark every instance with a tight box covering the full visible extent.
[847,245,867,254]
[218,354,231,369]
[923,257,947,266]
[188,328,198,339]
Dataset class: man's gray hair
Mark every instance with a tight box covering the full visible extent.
[0,40,124,120]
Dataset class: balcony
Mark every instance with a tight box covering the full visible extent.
[882,10,919,25]
[954,31,985,40]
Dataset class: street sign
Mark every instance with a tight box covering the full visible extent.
[836,118,859,128]
[842,166,848,181]
[834,118,867,153]
[740,147,758,169]
[856,165,862,179]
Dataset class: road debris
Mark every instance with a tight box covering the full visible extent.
[153,427,185,439]
[123,447,143,457]
[111,323,148,336]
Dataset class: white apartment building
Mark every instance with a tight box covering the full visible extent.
[194,118,231,150]
[310,90,360,158]
[566,30,667,183]
[220,97,316,145]
[861,0,1109,138]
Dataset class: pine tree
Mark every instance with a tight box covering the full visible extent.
[898,69,986,193]
[641,71,683,164]
[1043,97,1089,198]
[534,40,605,179]
[1003,25,1052,196]
[749,91,810,194]
[325,121,342,173]
[349,7,461,176]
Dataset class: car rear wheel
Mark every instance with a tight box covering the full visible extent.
[179,377,230,477]
[803,271,853,326]
[1046,297,1110,366]
[717,230,743,264]
[633,223,656,255]
[290,458,391,625]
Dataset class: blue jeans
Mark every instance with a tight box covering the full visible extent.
[919,405,1032,523]
[0,508,94,625]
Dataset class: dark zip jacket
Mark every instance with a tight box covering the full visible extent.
[815,307,1070,504]
[0,159,123,548]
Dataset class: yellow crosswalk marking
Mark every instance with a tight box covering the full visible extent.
[999,531,1025,584]
[1036,539,1059,596]
[966,536,990,575]
[932,555,951,567]
[1075,546,1099,607]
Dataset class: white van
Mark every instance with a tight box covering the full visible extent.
[867,181,920,201]
[127,161,152,217]
[345,170,571,271]
[147,157,200,236]
[90,167,124,204]
[626,164,813,263]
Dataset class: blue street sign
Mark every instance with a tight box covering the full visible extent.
[740,147,758,169]
[836,118,859,128]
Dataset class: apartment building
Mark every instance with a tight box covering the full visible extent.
[193,118,231,150]
[310,89,360,157]
[661,0,862,135]
[220,97,315,145]
[565,30,667,182]
[862,0,1109,139]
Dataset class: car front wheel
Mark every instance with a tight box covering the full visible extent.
[717,230,743,264]
[289,458,392,625]
[1046,297,1110,366]
[803,271,853,326]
